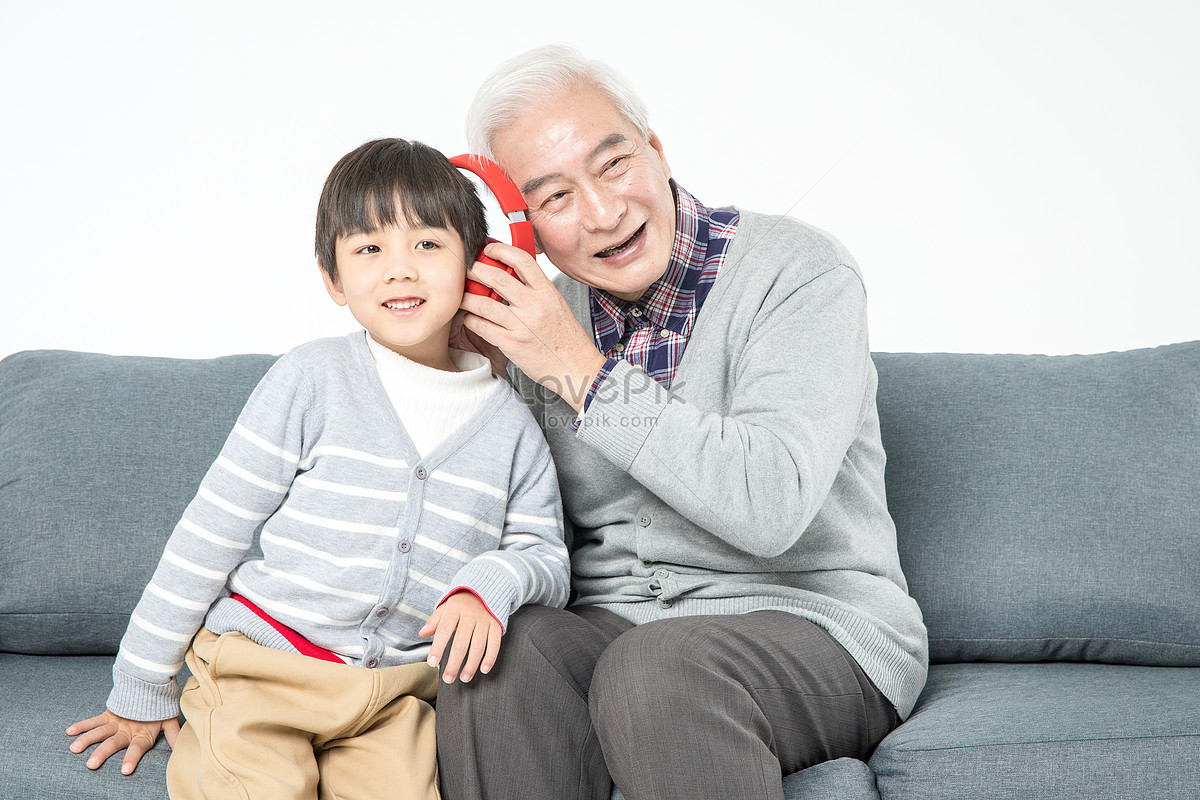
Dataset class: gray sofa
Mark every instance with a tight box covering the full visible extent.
[2,341,1198,799]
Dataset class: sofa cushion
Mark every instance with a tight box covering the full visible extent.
[0,350,277,655]
[869,662,1200,800]
[875,342,1200,665]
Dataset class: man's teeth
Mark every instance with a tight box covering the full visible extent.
[597,225,643,258]
[384,299,423,310]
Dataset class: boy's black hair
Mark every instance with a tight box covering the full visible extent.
[315,138,487,280]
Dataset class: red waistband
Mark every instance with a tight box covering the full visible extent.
[230,593,344,664]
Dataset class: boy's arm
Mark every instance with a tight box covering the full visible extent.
[437,436,570,632]
[107,355,309,721]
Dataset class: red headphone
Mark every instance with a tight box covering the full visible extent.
[449,154,535,301]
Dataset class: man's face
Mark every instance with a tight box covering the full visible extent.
[490,85,676,301]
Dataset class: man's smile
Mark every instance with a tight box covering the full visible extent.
[595,223,647,259]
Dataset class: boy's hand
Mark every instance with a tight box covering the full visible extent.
[67,710,180,775]
[419,591,503,683]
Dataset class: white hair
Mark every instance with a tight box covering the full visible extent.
[465,44,651,160]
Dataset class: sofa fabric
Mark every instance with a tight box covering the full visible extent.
[871,662,1200,799]
[0,350,277,654]
[874,341,1200,666]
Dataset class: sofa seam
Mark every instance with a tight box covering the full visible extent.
[885,732,1200,754]
[932,635,1200,648]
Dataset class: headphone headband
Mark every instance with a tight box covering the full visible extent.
[449,154,535,256]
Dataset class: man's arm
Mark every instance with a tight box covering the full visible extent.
[576,265,873,559]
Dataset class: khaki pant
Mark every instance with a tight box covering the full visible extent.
[168,628,440,800]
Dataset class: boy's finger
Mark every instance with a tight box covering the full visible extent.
[458,621,493,683]
[86,734,128,770]
[70,723,116,753]
[163,718,181,749]
[418,606,443,638]
[480,625,503,675]
[67,713,112,737]
[442,619,476,683]
[425,608,457,667]
[123,737,151,775]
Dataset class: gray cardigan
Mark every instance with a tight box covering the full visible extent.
[110,332,569,721]
[511,209,928,718]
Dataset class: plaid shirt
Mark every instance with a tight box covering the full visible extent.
[581,182,739,416]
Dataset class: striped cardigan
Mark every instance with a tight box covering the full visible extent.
[109,332,568,721]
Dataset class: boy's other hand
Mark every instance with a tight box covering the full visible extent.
[420,590,503,683]
[67,709,180,775]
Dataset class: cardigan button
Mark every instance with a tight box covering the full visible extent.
[364,657,379,669]
[415,467,428,480]
[398,539,412,554]
[637,514,651,527]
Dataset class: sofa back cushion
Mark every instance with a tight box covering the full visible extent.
[874,341,1200,666]
[0,350,277,655]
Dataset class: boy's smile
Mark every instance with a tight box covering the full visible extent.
[322,218,468,371]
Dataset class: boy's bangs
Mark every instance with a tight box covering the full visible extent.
[339,182,451,240]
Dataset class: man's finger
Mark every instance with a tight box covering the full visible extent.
[483,241,547,288]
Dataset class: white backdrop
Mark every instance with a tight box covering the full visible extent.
[2,0,1197,360]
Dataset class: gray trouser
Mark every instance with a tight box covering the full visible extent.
[435,605,899,800]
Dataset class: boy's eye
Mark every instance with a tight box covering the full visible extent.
[416,240,438,251]
[355,244,381,255]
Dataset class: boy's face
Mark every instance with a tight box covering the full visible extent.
[322,216,468,371]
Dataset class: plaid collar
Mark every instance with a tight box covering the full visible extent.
[590,182,738,355]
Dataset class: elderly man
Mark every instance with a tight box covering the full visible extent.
[439,45,927,800]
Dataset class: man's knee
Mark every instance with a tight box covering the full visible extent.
[589,620,714,725]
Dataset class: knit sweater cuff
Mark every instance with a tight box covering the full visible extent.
[439,561,522,632]
[107,668,181,722]
[574,360,669,471]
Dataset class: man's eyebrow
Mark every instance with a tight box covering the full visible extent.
[520,133,632,197]
[587,133,631,163]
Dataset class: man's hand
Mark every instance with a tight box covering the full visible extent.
[459,242,607,412]
[419,591,503,683]
[67,709,180,775]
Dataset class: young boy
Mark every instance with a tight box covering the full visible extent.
[66,138,570,800]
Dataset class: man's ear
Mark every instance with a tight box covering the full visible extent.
[319,262,348,306]
[647,129,671,182]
